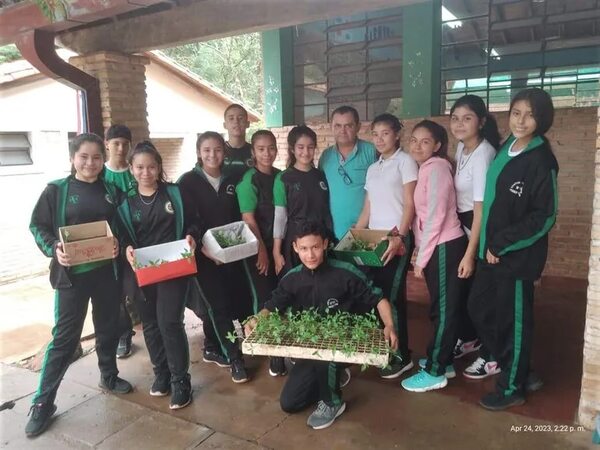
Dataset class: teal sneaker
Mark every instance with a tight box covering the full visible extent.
[418,358,456,379]
[401,370,448,392]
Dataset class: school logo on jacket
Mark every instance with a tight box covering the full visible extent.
[68,194,79,205]
[165,201,174,214]
[226,184,236,195]
[104,194,113,205]
[293,182,301,192]
[509,181,524,197]
[133,210,142,222]
[246,158,255,168]
[326,298,339,309]
[319,181,328,191]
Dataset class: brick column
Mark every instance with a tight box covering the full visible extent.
[69,51,150,144]
[579,107,600,429]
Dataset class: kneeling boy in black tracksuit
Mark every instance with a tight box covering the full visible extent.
[245,221,398,430]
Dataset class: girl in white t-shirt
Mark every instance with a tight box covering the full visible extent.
[449,94,500,379]
[355,113,418,379]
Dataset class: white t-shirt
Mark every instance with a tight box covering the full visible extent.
[454,139,496,213]
[203,169,221,192]
[364,148,418,230]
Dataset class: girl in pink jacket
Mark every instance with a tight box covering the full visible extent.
[401,120,467,393]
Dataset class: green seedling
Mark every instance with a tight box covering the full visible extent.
[180,248,194,259]
[213,230,246,248]
[245,308,386,369]
[349,239,375,251]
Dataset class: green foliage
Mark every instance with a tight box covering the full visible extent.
[162,33,263,114]
[0,44,21,64]
[246,308,384,357]
[213,230,246,248]
[349,239,375,251]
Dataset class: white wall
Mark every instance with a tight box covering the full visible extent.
[145,62,229,136]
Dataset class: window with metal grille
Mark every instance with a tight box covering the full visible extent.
[0,133,32,166]
[293,7,403,124]
[441,0,600,113]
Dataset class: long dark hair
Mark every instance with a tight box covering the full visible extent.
[371,113,403,149]
[286,125,317,168]
[412,120,452,163]
[510,88,554,136]
[127,140,167,183]
[450,94,501,150]
[508,88,555,152]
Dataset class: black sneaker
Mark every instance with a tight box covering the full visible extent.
[380,358,414,379]
[169,376,192,410]
[452,338,481,359]
[150,373,171,397]
[479,391,525,411]
[203,350,231,368]
[116,331,134,359]
[25,403,57,437]
[231,359,249,383]
[268,357,287,377]
[98,375,133,394]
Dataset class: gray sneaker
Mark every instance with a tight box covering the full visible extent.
[306,401,346,430]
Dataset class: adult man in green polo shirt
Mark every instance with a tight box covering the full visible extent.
[318,106,377,240]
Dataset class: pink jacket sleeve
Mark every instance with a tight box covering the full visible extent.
[415,164,456,268]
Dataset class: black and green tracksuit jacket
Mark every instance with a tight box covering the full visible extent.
[479,135,559,280]
[29,175,120,289]
[116,183,196,248]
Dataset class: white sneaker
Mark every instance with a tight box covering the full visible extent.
[463,357,501,380]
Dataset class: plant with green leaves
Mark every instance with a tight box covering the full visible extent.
[349,239,375,251]
[213,230,246,248]
[236,308,389,369]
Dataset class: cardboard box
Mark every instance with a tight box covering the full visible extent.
[59,220,114,266]
[333,228,389,267]
[202,221,258,264]
[133,239,197,287]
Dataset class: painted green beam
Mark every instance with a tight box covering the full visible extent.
[261,27,295,127]
[401,0,441,118]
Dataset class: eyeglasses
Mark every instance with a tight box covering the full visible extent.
[338,165,352,185]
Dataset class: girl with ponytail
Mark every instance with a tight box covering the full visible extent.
[449,94,500,379]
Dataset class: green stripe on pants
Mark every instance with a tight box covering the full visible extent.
[242,259,260,315]
[191,278,230,361]
[328,363,342,406]
[33,290,60,403]
[505,280,523,396]
[430,243,447,376]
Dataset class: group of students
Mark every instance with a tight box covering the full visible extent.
[25,87,558,436]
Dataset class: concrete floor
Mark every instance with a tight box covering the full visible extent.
[0,275,594,449]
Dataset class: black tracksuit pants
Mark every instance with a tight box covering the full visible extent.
[423,236,467,377]
[367,233,414,362]
[138,277,190,383]
[193,253,242,362]
[242,250,278,315]
[468,263,534,396]
[33,264,120,405]
[280,360,343,412]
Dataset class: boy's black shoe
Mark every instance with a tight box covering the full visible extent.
[25,403,57,437]
[98,375,133,394]
[169,376,192,410]
[479,391,525,411]
[150,373,171,397]
[116,330,134,358]
[231,359,249,383]
[202,350,231,368]
[268,357,287,377]
[380,359,414,379]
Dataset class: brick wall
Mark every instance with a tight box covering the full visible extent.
[579,107,600,429]
[70,52,150,145]
[271,107,597,280]
[154,137,185,181]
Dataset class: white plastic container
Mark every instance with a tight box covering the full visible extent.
[202,221,258,263]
